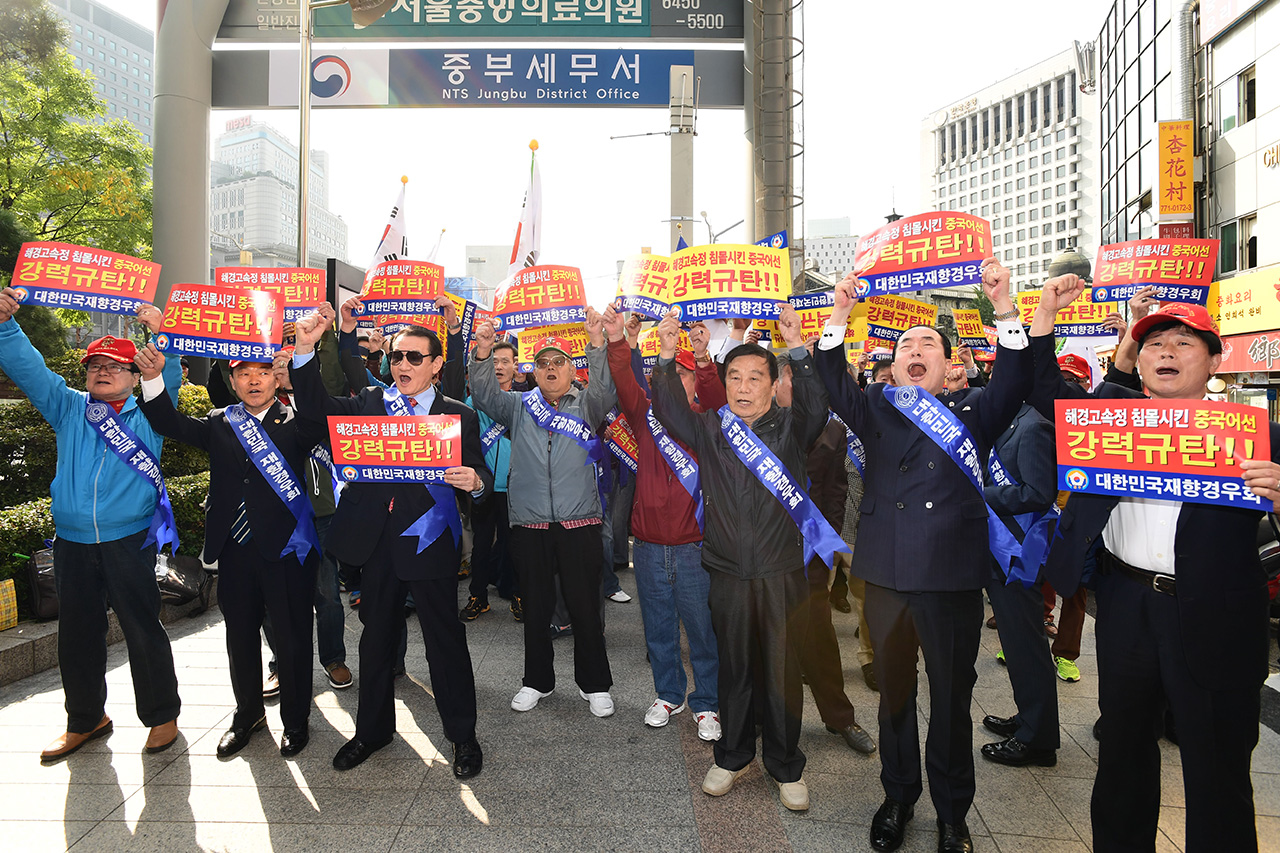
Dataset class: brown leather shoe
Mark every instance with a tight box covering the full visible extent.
[145,719,179,753]
[41,715,112,762]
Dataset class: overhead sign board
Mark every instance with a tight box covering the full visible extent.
[218,0,743,42]
[214,48,744,109]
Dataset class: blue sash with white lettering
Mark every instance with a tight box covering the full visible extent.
[85,400,179,552]
[480,420,507,454]
[224,403,319,564]
[988,446,1060,587]
[828,413,866,477]
[383,390,462,553]
[522,388,604,465]
[648,406,704,532]
[717,406,850,570]
[882,385,1027,584]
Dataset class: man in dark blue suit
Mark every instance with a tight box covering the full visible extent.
[1027,283,1280,853]
[815,259,1034,853]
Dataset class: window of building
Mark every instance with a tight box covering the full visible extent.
[1005,181,1013,192]
[1056,184,1066,197]
[1016,160,1026,173]
[1056,165,1067,178]
[1017,229,1026,241]
[970,192,978,204]
[981,188,989,200]
[1029,174,1039,186]
[1042,152,1052,165]
[1030,226,1039,238]
[1016,178,1026,190]
[1029,138,1039,151]
[981,173,989,185]
[1004,215,1013,227]
[1004,249,1014,261]
[1043,241,1053,253]
[1017,246,1026,258]
[1017,212,1027,224]
[1004,165,1013,177]
[1057,220,1068,232]
[993,234,1001,247]
[1030,261,1040,273]
[1017,143,1026,155]
[981,204,990,216]
[75,24,82,33]
[1029,244,1039,256]
[1029,209,1039,221]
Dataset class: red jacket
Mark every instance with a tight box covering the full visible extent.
[607,339,725,546]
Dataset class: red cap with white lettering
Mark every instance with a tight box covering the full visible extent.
[1130,302,1220,344]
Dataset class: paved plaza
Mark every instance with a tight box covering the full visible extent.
[1,572,1278,853]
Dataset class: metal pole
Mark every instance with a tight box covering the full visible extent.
[670,65,695,253]
[297,1,312,267]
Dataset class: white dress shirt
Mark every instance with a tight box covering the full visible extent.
[818,317,1029,352]
[1101,496,1181,576]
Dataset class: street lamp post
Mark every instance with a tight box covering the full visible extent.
[700,210,746,244]
[297,0,351,269]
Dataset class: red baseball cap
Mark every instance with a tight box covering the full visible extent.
[1057,353,1091,381]
[973,350,996,362]
[533,336,574,361]
[674,350,697,371]
[81,335,137,365]
[1130,302,1220,344]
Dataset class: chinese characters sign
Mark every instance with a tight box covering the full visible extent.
[668,243,790,322]
[1214,267,1280,336]
[1018,289,1118,338]
[516,323,589,373]
[492,265,586,331]
[356,260,445,316]
[215,266,324,321]
[952,308,989,348]
[1091,239,1218,305]
[1157,121,1194,221]
[157,284,282,362]
[851,212,990,299]
[615,254,671,319]
[328,414,461,484]
[1055,399,1271,510]
[12,242,160,316]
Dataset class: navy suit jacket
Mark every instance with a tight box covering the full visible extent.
[815,340,1032,592]
[1027,333,1275,690]
[985,403,1058,545]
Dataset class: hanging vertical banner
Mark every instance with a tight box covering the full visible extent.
[1157,120,1195,222]
[852,212,991,298]
[615,254,672,319]
[11,242,161,316]
[491,265,587,331]
[668,244,791,321]
[215,267,325,321]
[1090,239,1219,305]
[864,294,939,343]
[156,284,283,361]
[1018,289,1119,338]
[355,259,445,316]
[952,307,990,348]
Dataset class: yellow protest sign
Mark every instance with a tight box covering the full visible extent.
[864,294,938,344]
[669,244,792,321]
[1215,267,1280,336]
[953,308,988,347]
[515,323,588,373]
[1017,289,1118,338]
[638,325,691,368]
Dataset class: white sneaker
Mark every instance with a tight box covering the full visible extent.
[578,689,615,717]
[510,686,552,712]
[607,589,632,603]
[695,711,722,741]
[643,699,686,728]
[702,763,744,796]
[777,777,809,811]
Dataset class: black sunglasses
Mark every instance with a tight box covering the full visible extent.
[388,350,428,366]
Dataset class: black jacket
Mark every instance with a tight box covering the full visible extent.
[650,348,827,578]
[984,403,1058,542]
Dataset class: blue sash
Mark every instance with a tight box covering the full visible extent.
[717,406,850,570]
[828,413,866,477]
[383,390,462,554]
[987,446,1060,587]
[882,385,1027,586]
[224,404,319,564]
[85,400,179,552]
[480,420,507,454]
[521,388,604,465]
[647,406,704,532]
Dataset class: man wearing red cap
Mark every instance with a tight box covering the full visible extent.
[1030,283,1280,853]
[0,288,182,760]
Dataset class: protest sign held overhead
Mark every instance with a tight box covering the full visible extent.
[667,243,791,322]
[492,265,586,331]
[215,267,324,321]
[865,294,938,345]
[1091,239,1219,305]
[638,325,691,369]
[1056,399,1272,510]
[356,260,445,317]
[329,414,461,484]
[953,308,990,349]
[157,284,282,362]
[615,254,672,319]
[1019,288,1118,337]
[852,212,990,299]
[604,410,640,474]
[11,242,160,316]
[516,323,590,373]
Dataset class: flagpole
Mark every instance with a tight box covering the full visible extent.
[297,0,348,268]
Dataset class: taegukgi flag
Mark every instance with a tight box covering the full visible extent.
[369,178,408,267]
[508,142,542,277]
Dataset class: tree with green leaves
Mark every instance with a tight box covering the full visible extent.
[969,286,997,326]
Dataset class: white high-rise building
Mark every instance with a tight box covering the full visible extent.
[805,234,861,278]
[921,49,1097,293]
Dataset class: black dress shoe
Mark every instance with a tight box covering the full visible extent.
[981,714,1019,738]
[332,736,392,771]
[216,716,267,758]
[452,738,483,779]
[980,736,1057,767]
[936,819,973,853]
[279,727,309,758]
[870,797,914,851]
[830,594,852,613]
[862,663,879,693]
[826,723,876,754]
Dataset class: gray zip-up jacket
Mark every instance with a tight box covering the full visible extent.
[469,343,617,526]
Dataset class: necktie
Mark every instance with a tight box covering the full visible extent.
[407,397,418,411]
[230,501,252,543]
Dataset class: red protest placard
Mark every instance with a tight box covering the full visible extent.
[328,414,461,484]
[492,265,586,332]
[1091,239,1219,305]
[11,241,160,316]
[215,267,325,322]
[157,284,282,362]
[358,260,445,317]
[852,212,990,299]
[1055,398,1272,509]
[604,410,639,473]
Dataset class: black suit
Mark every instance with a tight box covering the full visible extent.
[139,391,326,733]
[290,355,493,748]
[815,336,1031,825]
[1028,334,1273,853]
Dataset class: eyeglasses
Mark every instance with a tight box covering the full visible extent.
[86,362,132,375]
[535,355,569,370]
[388,350,428,366]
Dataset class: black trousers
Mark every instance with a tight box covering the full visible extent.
[510,523,612,694]
[218,537,317,731]
[709,568,808,783]
[354,534,477,746]
[800,558,856,730]
[1091,570,1261,853]
[865,583,983,825]
[986,569,1059,749]
[468,491,518,601]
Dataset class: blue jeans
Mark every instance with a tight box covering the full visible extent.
[266,513,346,669]
[632,539,718,713]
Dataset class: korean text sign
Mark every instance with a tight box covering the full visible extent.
[356,260,445,317]
[953,308,989,348]
[215,266,325,321]
[158,284,282,362]
[1055,399,1272,510]
[615,254,671,319]
[667,244,790,322]
[492,265,586,331]
[604,410,640,473]
[865,295,938,344]
[1018,289,1118,337]
[1215,267,1280,336]
[516,323,590,373]
[12,241,160,316]
[328,414,461,484]
[1091,239,1219,305]
[638,326,691,369]
[852,212,990,298]
[1157,121,1194,221]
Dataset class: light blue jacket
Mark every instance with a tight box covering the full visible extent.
[0,320,182,544]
